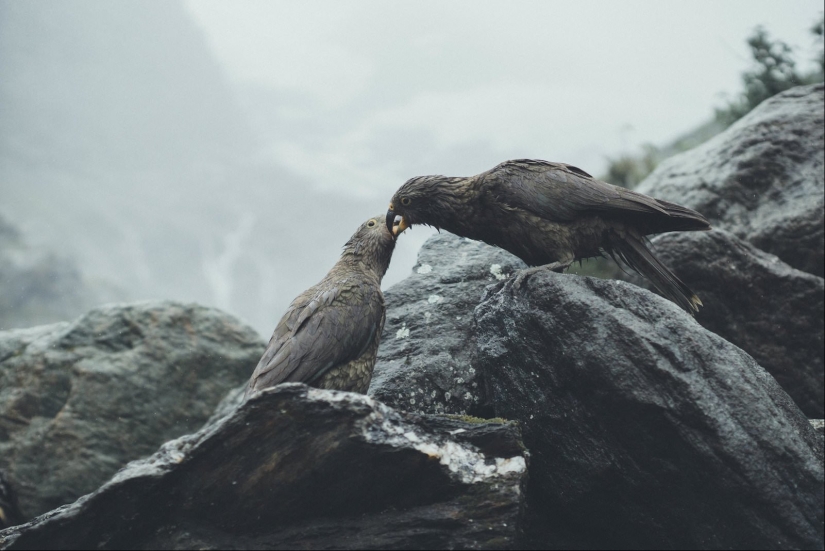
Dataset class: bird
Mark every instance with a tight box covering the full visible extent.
[245,215,396,397]
[385,159,711,314]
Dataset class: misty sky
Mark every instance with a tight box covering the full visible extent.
[186,0,822,196]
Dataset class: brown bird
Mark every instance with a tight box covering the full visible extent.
[246,215,396,397]
[386,159,710,313]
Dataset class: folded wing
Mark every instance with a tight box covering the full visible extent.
[247,280,384,394]
[487,160,710,234]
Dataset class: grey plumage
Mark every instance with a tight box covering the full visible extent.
[246,215,395,396]
[386,159,710,313]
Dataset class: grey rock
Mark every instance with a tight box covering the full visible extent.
[370,232,525,415]
[637,83,824,277]
[812,420,824,460]
[203,383,247,427]
[0,472,22,530]
[628,230,824,417]
[474,270,824,549]
[0,301,264,521]
[0,384,527,550]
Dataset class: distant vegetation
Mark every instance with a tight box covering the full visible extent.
[573,15,824,281]
[602,14,825,189]
[715,19,825,126]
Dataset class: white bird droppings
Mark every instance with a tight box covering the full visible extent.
[428,294,443,304]
[490,264,508,280]
[416,264,433,274]
[395,323,410,339]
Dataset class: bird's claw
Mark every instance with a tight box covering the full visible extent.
[512,266,544,291]
[512,262,571,291]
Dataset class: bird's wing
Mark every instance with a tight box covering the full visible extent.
[248,278,384,392]
[484,159,674,222]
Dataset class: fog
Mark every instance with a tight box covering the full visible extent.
[0,0,821,336]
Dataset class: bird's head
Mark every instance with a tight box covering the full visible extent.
[386,175,466,237]
[342,214,397,278]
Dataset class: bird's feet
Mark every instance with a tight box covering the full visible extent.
[512,261,571,291]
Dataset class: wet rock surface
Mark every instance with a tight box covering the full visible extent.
[628,229,824,417]
[474,270,824,549]
[812,420,825,459]
[636,83,824,277]
[369,233,525,415]
[0,473,22,530]
[0,384,527,550]
[0,301,264,520]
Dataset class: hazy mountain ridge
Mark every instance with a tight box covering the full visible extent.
[0,1,393,335]
[0,214,121,330]
[0,0,252,171]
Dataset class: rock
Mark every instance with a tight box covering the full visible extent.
[203,383,247,427]
[0,473,22,530]
[812,420,824,460]
[0,301,264,521]
[370,232,525,415]
[0,384,527,550]
[474,270,824,549]
[636,83,824,277]
[628,230,824,417]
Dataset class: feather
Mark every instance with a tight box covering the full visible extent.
[246,215,395,396]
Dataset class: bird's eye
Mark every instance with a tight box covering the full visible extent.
[401,197,411,206]
[367,220,376,227]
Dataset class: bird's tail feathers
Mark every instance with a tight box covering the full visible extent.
[652,199,712,233]
[608,232,701,315]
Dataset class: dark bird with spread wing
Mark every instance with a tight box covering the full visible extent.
[246,215,396,397]
[386,159,710,314]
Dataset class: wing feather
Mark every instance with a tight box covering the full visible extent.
[247,278,384,393]
[484,160,708,232]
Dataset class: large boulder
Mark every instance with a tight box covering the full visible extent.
[636,83,824,277]
[0,384,527,550]
[0,301,264,520]
[369,232,524,415]
[474,270,824,549]
[630,229,824,417]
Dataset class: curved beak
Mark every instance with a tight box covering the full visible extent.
[385,209,409,238]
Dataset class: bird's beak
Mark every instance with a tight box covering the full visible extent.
[386,208,409,237]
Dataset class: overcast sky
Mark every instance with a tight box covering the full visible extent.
[185,0,822,197]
